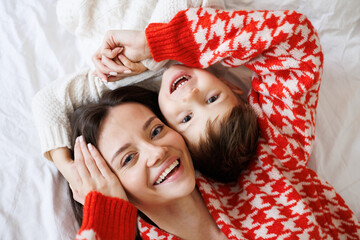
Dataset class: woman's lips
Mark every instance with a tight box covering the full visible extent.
[154,159,180,185]
[154,156,180,185]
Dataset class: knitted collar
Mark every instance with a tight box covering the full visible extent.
[137,171,246,240]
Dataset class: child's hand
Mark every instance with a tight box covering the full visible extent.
[70,136,127,204]
[93,53,147,82]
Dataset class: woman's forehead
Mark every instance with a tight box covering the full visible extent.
[109,102,154,120]
[100,103,158,136]
[97,103,157,158]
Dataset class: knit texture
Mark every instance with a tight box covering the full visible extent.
[31,67,165,160]
[56,0,165,70]
[139,8,360,239]
[72,8,360,240]
[76,191,137,240]
[55,0,225,70]
[34,0,226,160]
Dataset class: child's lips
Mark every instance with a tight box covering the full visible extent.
[168,70,192,94]
[170,75,191,93]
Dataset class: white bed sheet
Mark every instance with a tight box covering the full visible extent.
[0,0,359,239]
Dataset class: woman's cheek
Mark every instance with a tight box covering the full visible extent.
[167,128,185,144]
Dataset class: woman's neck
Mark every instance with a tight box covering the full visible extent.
[140,188,227,240]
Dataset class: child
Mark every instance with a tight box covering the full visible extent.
[71,8,360,239]
[93,7,320,183]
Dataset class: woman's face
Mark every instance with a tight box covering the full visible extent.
[97,103,195,210]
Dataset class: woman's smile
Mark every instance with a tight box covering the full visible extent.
[154,157,181,185]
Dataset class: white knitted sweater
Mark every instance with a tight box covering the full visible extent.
[32,0,225,160]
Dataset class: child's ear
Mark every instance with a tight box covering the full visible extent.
[219,77,243,95]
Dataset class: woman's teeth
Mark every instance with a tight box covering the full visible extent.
[171,75,191,93]
[155,159,180,185]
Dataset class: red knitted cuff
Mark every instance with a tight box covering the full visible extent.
[145,10,201,68]
[79,191,137,240]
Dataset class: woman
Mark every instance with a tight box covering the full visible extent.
[35,8,360,239]
[69,86,227,239]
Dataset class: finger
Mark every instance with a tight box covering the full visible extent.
[87,143,114,179]
[102,46,123,59]
[78,136,102,178]
[118,55,147,74]
[92,54,113,80]
[94,69,109,83]
[102,55,130,73]
[114,57,122,65]
[74,137,91,180]
[106,75,124,82]
[117,54,136,70]
[93,63,110,81]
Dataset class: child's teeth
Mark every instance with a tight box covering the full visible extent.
[172,75,190,92]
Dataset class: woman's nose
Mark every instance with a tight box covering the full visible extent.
[182,88,199,103]
[145,144,167,167]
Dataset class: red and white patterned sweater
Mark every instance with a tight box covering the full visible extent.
[76,8,360,240]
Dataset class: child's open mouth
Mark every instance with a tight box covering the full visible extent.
[170,75,191,93]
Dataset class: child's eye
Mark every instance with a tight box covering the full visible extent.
[151,125,164,139]
[182,113,193,123]
[122,153,136,166]
[206,95,219,104]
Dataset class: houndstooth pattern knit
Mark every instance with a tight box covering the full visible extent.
[138,8,360,239]
[76,8,360,240]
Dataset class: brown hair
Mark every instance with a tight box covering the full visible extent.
[68,85,161,234]
[188,103,259,183]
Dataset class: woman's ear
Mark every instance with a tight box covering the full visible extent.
[219,77,244,95]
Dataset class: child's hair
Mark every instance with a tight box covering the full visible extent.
[68,85,162,235]
[188,103,259,183]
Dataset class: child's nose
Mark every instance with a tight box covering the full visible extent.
[182,88,199,102]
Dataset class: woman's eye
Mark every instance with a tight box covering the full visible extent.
[151,125,164,139]
[182,113,192,123]
[206,95,219,104]
[123,153,136,166]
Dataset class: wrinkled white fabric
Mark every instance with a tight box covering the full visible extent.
[0,0,359,239]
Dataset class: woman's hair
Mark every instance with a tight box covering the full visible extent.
[188,103,259,183]
[68,85,162,230]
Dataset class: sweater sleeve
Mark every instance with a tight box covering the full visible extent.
[32,67,163,161]
[76,191,137,240]
[145,8,323,168]
[32,68,107,160]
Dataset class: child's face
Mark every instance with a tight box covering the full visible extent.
[158,64,240,145]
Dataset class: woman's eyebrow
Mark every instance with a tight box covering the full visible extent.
[143,116,157,131]
[110,116,157,164]
[111,143,131,164]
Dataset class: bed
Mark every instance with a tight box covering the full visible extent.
[0,0,359,239]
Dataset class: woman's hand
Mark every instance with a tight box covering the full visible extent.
[93,53,147,82]
[92,30,151,81]
[70,136,127,204]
